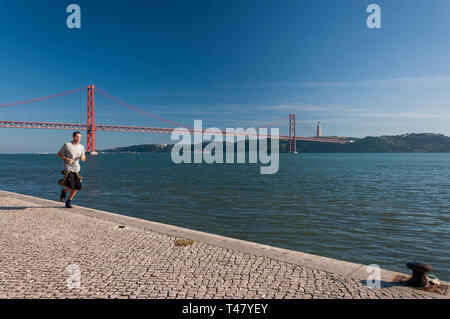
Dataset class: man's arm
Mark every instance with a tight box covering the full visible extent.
[81,153,86,162]
[57,146,74,164]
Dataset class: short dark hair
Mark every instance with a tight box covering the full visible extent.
[73,131,81,137]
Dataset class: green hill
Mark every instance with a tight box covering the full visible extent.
[99,133,450,153]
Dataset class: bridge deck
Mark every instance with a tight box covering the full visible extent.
[0,120,348,144]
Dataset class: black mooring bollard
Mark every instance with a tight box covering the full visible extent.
[406,261,434,287]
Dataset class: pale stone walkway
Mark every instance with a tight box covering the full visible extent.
[0,190,445,299]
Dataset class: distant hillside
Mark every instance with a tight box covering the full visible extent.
[343,133,450,153]
[98,133,450,153]
[100,143,172,153]
[283,133,450,153]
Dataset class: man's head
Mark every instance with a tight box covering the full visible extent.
[72,131,82,144]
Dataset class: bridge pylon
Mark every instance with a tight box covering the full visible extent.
[87,85,96,154]
[289,113,296,153]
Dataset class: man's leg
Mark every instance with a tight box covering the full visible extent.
[65,189,77,208]
[68,189,77,200]
[60,187,70,202]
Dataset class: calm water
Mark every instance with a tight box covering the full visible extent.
[1,153,449,281]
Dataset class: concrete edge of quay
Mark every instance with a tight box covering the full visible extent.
[1,189,448,299]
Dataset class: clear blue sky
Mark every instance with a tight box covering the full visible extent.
[1,0,450,153]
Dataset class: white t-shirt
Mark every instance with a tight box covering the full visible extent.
[59,141,85,173]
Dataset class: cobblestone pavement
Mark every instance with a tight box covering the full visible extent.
[0,193,440,299]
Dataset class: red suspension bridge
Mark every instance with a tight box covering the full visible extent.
[0,85,347,153]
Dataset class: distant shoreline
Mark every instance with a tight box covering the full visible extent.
[98,133,450,154]
[2,133,450,154]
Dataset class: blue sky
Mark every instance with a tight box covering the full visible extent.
[1,0,450,153]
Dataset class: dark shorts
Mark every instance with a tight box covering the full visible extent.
[63,172,83,190]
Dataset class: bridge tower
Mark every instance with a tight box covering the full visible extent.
[289,113,296,153]
[87,85,96,153]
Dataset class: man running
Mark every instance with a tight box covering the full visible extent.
[57,131,86,208]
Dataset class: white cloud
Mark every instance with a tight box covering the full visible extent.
[214,75,450,90]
